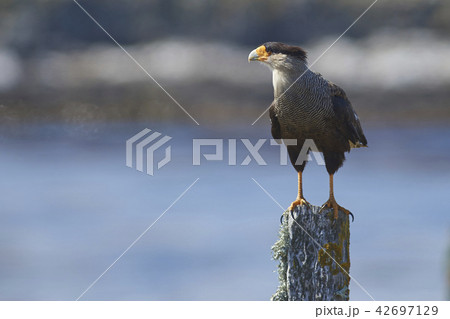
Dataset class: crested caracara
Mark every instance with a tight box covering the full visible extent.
[249,42,367,219]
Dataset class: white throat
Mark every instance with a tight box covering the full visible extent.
[268,56,308,97]
[272,70,291,97]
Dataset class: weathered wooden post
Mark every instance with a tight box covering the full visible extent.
[271,205,351,301]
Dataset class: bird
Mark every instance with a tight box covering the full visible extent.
[248,42,367,219]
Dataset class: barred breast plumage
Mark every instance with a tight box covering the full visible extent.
[270,66,367,173]
[273,69,334,145]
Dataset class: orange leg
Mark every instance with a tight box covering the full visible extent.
[320,174,353,220]
[288,171,310,211]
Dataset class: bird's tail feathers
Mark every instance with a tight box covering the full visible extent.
[349,140,368,149]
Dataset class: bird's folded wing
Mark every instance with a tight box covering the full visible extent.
[329,82,368,148]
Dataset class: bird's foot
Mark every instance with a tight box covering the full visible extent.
[319,197,354,221]
[288,197,311,212]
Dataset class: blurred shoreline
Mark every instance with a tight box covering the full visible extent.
[1,30,450,128]
[1,81,450,129]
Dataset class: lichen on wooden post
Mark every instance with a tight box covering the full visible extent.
[271,205,351,301]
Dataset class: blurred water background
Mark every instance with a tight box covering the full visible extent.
[0,0,449,300]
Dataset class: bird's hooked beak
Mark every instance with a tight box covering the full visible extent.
[248,45,271,62]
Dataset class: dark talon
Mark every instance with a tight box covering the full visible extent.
[290,208,296,221]
[280,213,284,224]
[349,212,355,222]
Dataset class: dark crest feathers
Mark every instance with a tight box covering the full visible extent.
[263,42,307,61]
